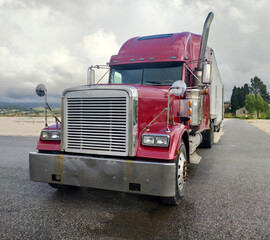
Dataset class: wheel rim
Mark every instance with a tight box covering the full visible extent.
[177,151,187,193]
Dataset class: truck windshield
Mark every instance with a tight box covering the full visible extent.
[110,62,183,86]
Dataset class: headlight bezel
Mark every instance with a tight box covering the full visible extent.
[141,134,170,147]
[40,130,61,141]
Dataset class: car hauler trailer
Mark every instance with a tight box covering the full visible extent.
[29,12,223,205]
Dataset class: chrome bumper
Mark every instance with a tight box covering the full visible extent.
[29,152,176,197]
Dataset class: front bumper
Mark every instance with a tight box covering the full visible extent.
[29,152,176,197]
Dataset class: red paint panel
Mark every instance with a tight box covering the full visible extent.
[137,123,187,160]
[110,32,202,66]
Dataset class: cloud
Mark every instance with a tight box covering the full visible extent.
[76,29,119,64]
[0,3,120,102]
[0,0,270,103]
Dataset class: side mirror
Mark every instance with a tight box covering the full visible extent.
[166,80,187,133]
[35,84,61,127]
[171,80,187,96]
[202,62,212,84]
[35,84,48,127]
[87,67,95,85]
[36,84,47,97]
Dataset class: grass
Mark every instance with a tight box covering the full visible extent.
[225,113,270,120]
[0,108,61,117]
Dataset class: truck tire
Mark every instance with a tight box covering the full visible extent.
[48,183,75,190]
[214,123,221,132]
[161,140,187,206]
[199,121,214,148]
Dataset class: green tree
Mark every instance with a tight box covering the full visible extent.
[245,94,255,116]
[230,85,249,113]
[255,94,265,117]
[250,76,270,102]
[231,86,240,113]
[243,83,249,96]
[245,94,270,118]
[238,87,245,107]
[263,101,270,113]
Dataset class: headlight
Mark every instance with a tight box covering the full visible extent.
[41,130,61,141]
[142,134,170,147]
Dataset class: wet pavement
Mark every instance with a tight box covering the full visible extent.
[0,119,270,239]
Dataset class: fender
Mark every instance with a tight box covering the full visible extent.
[136,123,188,161]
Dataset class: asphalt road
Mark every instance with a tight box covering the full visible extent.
[0,119,270,240]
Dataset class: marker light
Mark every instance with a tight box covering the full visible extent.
[188,100,192,124]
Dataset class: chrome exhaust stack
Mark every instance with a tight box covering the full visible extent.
[198,12,214,71]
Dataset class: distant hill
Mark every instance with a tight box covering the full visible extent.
[0,102,61,109]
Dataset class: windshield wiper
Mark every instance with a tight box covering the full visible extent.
[144,81,162,86]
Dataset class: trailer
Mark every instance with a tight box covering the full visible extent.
[209,50,223,132]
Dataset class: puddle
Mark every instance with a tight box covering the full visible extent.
[87,197,195,239]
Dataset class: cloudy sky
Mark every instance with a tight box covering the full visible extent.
[0,0,269,104]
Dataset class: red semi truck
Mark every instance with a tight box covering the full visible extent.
[30,12,223,205]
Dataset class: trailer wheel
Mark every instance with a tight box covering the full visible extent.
[48,183,75,190]
[214,124,220,132]
[161,140,187,206]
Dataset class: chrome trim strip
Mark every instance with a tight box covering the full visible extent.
[62,85,138,99]
[61,97,65,151]
[129,95,138,156]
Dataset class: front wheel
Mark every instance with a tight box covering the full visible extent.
[161,140,188,206]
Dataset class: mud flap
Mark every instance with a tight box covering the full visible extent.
[190,151,201,164]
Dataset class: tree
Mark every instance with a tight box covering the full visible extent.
[243,83,249,96]
[229,77,269,114]
[230,85,249,113]
[263,101,269,113]
[245,94,255,116]
[230,86,240,113]
[245,94,270,118]
[238,87,245,108]
[255,94,265,117]
[249,76,270,102]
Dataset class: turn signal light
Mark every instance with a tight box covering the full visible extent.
[202,88,209,95]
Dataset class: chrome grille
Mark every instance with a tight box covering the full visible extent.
[65,94,128,156]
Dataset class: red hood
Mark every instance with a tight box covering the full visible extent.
[132,85,180,136]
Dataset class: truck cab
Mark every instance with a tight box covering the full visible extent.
[29,12,223,205]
